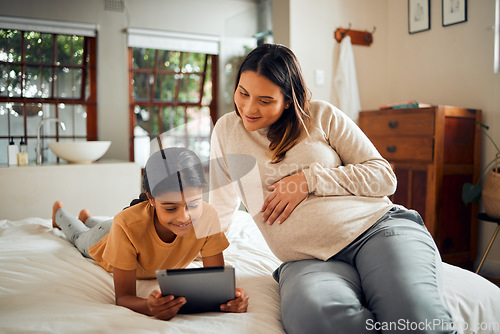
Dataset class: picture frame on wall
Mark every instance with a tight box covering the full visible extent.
[442,0,468,27]
[408,0,431,34]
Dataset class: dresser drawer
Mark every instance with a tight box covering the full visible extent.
[359,110,435,137]
[359,105,482,269]
[371,137,434,162]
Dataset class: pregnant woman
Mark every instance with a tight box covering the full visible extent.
[209,43,456,333]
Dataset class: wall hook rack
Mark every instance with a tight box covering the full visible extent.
[334,24,375,46]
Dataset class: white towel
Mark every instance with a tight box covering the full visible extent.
[333,36,361,121]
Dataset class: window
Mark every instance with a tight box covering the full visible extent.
[128,31,218,168]
[0,19,97,165]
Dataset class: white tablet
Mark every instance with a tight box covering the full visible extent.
[155,266,235,314]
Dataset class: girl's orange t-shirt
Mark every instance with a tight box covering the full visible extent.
[89,201,229,279]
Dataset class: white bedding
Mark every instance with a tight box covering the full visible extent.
[0,211,499,334]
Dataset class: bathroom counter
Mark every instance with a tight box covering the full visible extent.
[0,160,142,220]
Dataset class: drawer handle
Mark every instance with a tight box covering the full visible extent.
[386,145,397,153]
[388,121,399,129]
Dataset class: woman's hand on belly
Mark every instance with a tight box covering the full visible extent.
[261,171,309,225]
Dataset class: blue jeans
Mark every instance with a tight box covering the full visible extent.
[273,208,456,334]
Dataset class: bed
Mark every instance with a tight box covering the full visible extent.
[1,211,499,334]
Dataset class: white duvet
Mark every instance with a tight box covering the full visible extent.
[0,211,499,334]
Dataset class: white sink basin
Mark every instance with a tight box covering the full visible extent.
[48,141,111,164]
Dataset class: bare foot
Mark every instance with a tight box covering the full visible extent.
[52,201,64,229]
[78,209,91,224]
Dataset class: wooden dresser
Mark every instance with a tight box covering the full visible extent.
[358,106,482,268]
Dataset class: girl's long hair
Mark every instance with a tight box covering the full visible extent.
[128,147,205,207]
[234,43,311,163]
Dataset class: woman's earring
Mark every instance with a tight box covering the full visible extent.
[150,202,154,207]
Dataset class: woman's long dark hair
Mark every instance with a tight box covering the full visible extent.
[128,147,206,207]
[234,43,311,163]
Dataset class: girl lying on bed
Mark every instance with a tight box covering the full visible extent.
[51,147,248,320]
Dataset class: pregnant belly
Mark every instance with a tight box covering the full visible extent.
[252,195,393,261]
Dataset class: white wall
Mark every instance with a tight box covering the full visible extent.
[287,0,390,109]
[386,0,500,277]
[0,0,258,160]
[277,0,500,276]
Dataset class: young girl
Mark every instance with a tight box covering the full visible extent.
[52,147,248,320]
[210,44,456,333]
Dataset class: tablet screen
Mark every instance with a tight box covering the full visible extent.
[156,266,235,313]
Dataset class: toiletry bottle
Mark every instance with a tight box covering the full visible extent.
[8,137,19,166]
[17,137,28,166]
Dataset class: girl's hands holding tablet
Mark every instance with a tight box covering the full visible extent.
[147,289,186,320]
[220,288,249,313]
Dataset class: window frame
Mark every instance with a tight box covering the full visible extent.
[0,30,98,145]
[127,47,218,162]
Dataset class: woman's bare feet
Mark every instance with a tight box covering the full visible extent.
[78,209,91,224]
[52,201,64,229]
